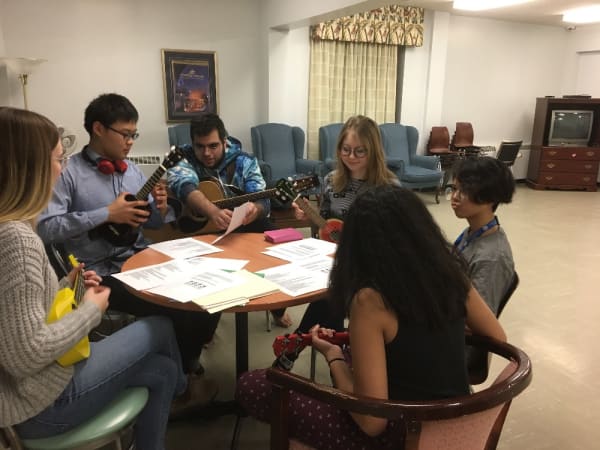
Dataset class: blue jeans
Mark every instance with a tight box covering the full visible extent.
[15,316,186,450]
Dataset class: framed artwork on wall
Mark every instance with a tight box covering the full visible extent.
[161,49,218,123]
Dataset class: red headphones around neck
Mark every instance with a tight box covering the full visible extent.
[97,158,128,175]
[83,148,128,175]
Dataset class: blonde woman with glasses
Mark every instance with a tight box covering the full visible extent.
[292,115,399,333]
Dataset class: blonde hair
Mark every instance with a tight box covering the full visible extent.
[332,115,398,192]
[0,107,59,223]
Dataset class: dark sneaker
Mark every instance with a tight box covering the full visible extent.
[170,374,218,420]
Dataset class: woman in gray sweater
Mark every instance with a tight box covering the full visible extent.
[0,107,185,449]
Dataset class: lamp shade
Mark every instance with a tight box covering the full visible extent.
[0,57,47,75]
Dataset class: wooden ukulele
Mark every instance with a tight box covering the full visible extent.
[294,196,343,243]
[272,331,349,370]
[175,175,320,234]
[89,147,185,246]
[273,331,349,358]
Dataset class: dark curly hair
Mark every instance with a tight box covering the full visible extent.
[453,156,515,212]
[328,185,470,329]
[190,113,227,142]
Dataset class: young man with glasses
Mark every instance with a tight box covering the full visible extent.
[167,113,294,327]
[38,93,220,418]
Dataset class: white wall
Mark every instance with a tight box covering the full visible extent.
[562,26,600,95]
[4,1,600,161]
[440,16,567,148]
[267,26,310,154]
[0,0,267,156]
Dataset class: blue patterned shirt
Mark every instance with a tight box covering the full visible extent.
[167,137,270,218]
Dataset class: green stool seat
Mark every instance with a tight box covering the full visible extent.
[21,387,149,450]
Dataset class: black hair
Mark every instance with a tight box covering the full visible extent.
[453,156,515,212]
[190,113,227,142]
[328,185,470,329]
[83,93,138,136]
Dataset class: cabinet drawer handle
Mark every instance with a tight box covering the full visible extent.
[544,176,553,181]
[585,164,592,170]
[571,153,577,158]
[546,163,556,169]
[548,151,557,156]
[586,151,595,157]
[583,176,591,182]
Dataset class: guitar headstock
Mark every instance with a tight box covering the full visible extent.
[274,175,320,203]
[162,146,186,169]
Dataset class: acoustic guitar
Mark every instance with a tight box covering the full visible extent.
[88,146,185,246]
[294,196,343,243]
[175,175,320,234]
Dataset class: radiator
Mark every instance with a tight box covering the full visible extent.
[128,155,161,180]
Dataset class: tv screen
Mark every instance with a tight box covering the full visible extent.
[548,110,594,146]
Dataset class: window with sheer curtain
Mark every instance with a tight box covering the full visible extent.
[306,5,424,160]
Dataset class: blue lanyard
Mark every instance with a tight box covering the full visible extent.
[454,216,499,254]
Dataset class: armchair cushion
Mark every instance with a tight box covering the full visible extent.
[379,123,442,189]
[252,123,323,187]
[318,123,344,171]
[168,123,191,147]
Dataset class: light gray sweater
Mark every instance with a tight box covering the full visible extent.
[0,221,102,426]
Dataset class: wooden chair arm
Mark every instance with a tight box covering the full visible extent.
[267,335,532,422]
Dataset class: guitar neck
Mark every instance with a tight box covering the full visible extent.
[135,163,167,200]
[73,270,85,305]
[214,188,277,209]
[295,196,327,229]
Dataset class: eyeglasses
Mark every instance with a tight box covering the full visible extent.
[340,145,367,158]
[446,184,465,201]
[54,155,70,168]
[107,125,140,141]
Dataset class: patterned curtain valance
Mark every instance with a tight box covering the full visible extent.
[311,5,424,47]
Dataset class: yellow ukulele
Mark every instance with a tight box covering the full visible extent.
[46,255,90,367]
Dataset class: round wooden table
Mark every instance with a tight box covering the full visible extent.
[122,232,327,376]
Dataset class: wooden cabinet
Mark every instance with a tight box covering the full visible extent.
[527,97,600,192]
[528,147,599,191]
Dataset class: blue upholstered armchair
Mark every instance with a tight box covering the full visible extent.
[318,123,344,171]
[251,123,324,190]
[379,123,442,190]
[167,123,191,147]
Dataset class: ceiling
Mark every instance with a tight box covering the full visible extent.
[396,0,600,28]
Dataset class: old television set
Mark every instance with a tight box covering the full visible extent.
[548,110,594,146]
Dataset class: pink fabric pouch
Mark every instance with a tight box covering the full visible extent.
[264,228,304,244]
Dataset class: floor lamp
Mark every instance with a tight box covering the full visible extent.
[0,57,47,109]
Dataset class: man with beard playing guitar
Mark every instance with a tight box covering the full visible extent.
[167,112,292,328]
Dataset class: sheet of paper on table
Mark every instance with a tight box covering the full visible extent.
[185,255,249,272]
[258,255,333,297]
[191,269,281,313]
[212,203,251,244]
[262,237,337,262]
[113,256,249,291]
[149,237,223,259]
[147,269,244,302]
[112,258,200,291]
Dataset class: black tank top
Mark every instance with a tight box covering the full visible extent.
[385,318,470,401]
